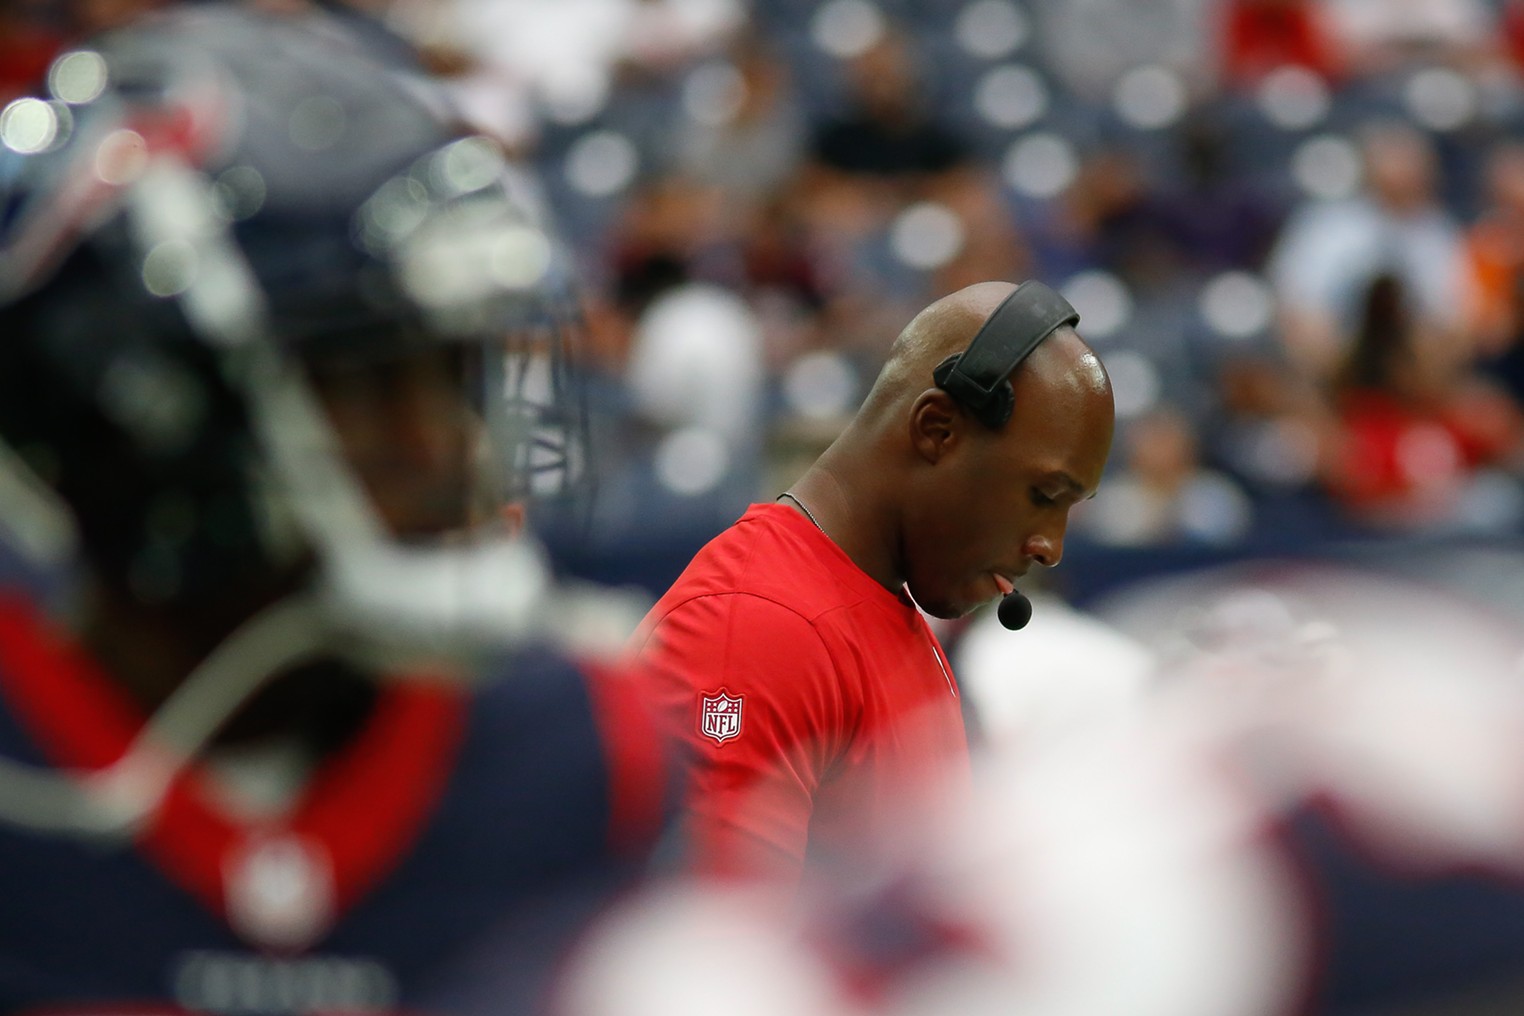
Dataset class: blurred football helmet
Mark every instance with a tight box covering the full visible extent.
[0,5,593,832]
[0,4,586,634]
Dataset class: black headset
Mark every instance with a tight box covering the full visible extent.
[931,280,1080,430]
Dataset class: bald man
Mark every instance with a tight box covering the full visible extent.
[627,281,1114,883]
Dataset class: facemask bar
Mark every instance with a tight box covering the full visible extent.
[365,138,591,508]
[128,140,560,652]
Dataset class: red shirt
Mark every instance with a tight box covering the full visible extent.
[628,503,970,883]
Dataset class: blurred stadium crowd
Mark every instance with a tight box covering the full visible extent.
[12,3,1524,1015]
[10,0,1524,604]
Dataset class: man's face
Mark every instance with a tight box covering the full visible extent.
[903,373,1114,620]
[307,344,487,540]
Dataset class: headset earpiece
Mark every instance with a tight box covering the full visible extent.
[933,280,1080,429]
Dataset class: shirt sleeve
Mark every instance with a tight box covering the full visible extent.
[628,593,850,883]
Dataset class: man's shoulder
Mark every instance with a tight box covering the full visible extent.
[652,506,852,621]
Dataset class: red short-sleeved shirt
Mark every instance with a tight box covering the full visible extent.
[627,503,971,883]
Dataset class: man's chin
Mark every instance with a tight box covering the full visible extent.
[907,589,974,621]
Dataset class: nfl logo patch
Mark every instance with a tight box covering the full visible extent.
[699,690,744,745]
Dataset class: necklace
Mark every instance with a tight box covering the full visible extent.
[777,491,825,533]
[779,492,955,697]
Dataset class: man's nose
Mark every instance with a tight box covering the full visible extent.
[1024,520,1066,569]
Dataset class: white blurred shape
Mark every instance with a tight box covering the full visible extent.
[1113,65,1186,130]
[783,351,859,421]
[48,50,108,105]
[1404,67,1476,132]
[212,166,267,222]
[1200,272,1274,339]
[1,98,58,154]
[558,885,846,1016]
[1245,419,1319,487]
[975,64,1049,130]
[1100,563,1524,867]
[94,129,148,185]
[435,135,503,195]
[1062,270,1131,339]
[655,428,730,496]
[890,201,966,270]
[1256,66,1329,131]
[565,130,638,197]
[1291,135,1361,200]
[541,64,612,125]
[1002,132,1077,199]
[955,0,1030,59]
[957,593,1155,744]
[683,61,745,126]
[810,0,885,59]
[1105,350,1161,420]
[142,240,199,298]
[911,714,1304,1016]
[486,225,552,289]
[627,283,764,444]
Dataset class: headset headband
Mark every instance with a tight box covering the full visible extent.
[931,280,1080,429]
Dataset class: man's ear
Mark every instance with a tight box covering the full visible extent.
[909,389,963,464]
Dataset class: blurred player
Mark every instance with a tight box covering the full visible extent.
[563,559,1524,1016]
[0,5,667,1012]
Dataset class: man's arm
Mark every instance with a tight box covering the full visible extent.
[629,593,849,883]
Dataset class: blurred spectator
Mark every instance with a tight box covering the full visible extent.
[1203,351,1331,497]
[1216,0,1343,87]
[1323,0,1497,75]
[1023,146,1154,283]
[1268,122,1470,381]
[606,173,724,320]
[670,32,806,209]
[1035,0,1211,100]
[1075,404,1255,546]
[1465,141,1524,402]
[794,24,1025,364]
[800,24,979,262]
[731,190,833,370]
[807,27,971,187]
[1319,274,1524,531]
[386,0,744,146]
[1140,113,1286,274]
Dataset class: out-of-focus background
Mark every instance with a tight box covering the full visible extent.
[9,0,1524,618]
[13,5,1524,1013]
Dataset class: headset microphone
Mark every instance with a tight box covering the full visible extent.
[997,589,1033,631]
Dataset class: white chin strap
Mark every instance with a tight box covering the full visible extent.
[325,535,551,650]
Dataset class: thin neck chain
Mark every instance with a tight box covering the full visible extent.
[781,495,954,697]
[778,491,825,534]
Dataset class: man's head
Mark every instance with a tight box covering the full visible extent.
[0,5,582,645]
[860,282,1114,620]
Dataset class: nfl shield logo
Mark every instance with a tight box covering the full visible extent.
[699,690,744,745]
